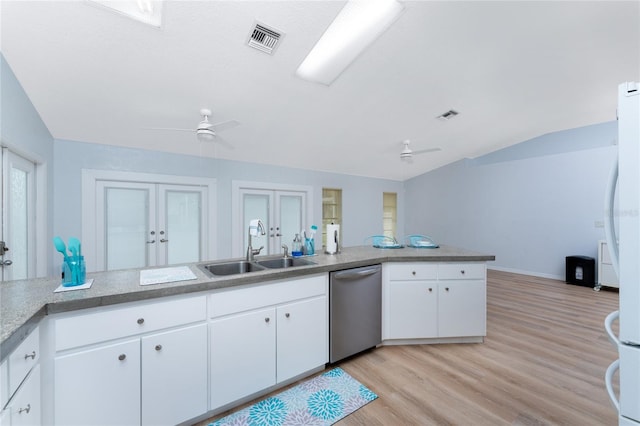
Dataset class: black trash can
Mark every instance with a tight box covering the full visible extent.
[566,255,595,287]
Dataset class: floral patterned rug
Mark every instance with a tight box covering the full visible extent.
[209,367,378,426]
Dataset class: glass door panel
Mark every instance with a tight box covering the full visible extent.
[1,149,35,281]
[161,187,203,265]
[278,194,303,252]
[242,192,271,255]
[105,186,154,270]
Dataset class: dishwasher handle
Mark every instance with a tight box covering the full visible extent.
[332,265,381,280]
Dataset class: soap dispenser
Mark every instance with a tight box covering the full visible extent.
[292,234,303,257]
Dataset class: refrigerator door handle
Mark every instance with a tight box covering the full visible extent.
[605,359,620,412]
[605,310,621,347]
[604,159,619,276]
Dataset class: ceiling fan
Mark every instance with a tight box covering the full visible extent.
[149,108,240,144]
[400,139,441,162]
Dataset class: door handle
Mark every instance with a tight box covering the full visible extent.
[1,260,12,267]
[146,240,156,244]
[160,239,168,243]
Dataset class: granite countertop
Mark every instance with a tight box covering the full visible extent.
[0,245,494,361]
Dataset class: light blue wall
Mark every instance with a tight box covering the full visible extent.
[1,54,55,276]
[405,121,617,279]
[53,139,404,261]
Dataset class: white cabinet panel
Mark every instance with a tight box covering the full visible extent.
[438,280,486,337]
[54,339,140,426]
[141,323,208,426]
[276,297,327,383]
[7,366,40,426]
[55,295,206,351]
[8,329,39,397]
[384,281,437,339]
[210,308,276,409]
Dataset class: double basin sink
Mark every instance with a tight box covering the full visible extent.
[199,256,316,277]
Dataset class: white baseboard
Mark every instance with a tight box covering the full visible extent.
[487,265,564,281]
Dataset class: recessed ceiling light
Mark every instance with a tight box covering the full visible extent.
[88,0,163,28]
[296,0,404,86]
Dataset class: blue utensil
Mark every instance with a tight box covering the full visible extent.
[53,237,68,261]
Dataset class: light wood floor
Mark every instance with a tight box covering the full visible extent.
[198,270,620,425]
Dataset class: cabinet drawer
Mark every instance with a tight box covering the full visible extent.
[55,295,206,351]
[438,263,485,280]
[385,263,438,281]
[8,327,39,398]
[210,274,327,318]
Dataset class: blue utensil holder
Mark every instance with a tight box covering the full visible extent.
[62,256,86,287]
[304,238,315,256]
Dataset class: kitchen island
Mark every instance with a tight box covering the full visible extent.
[1,244,494,358]
[0,245,494,425]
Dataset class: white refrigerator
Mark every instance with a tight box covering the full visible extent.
[605,81,640,425]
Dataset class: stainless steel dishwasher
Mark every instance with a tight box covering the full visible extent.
[329,264,382,363]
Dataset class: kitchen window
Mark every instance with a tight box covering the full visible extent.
[383,192,397,239]
[322,188,342,249]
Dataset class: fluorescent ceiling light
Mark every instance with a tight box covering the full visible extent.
[296,0,404,86]
[88,1,163,28]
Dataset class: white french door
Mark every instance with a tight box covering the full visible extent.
[233,182,311,257]
[83,170,216,272]
[1,148,36,281]
[95,182,207,271]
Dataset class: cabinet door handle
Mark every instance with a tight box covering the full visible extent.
[155,344,162,351]
[428,288,433,292]
[18,404,30,414]
[118,354,126,361]
[412,271,416,276]
[24,351,36,360]
[445,287,450,292]
[285,313,290,318]
[146,240,156,244]
[460,270,465,275]
[265,317,270,323]
[137,318,145,325]
[160,239,169,243]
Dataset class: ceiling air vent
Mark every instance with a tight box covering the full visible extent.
[437,110,459,121]
[247,22,283,55]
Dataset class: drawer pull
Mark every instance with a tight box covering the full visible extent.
[18,404,31,414]
[265,317,270,323]
[118,354,126,361]
[155,344,162,351]
[428,288,433,292]
[137,318,145,325]
[285,313,290,318]
[460,270,465,275]
[412,271,416,276]
[445,287,450,291]
[24,351,36,360]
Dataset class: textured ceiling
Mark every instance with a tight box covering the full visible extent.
[2,1,639,181]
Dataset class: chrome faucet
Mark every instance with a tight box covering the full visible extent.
[246,219,266,262]
[281,244,289,258]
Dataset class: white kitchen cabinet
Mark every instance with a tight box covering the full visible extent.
[53,294,207,426]
[383,262,486,342]
[437,280,486,337]
[141,323,208,426]
[55,339,140,426]
[210,307,276,409]
[4,366,40,426]
[385,280,438,339]
[598,240,619,288]
[276,297,327,383]
[0,327,41,426]
[209,274,328,411]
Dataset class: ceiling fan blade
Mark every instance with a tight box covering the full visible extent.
[143,127,194,132]
[211,120,240,133]
[413,147,442,155]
